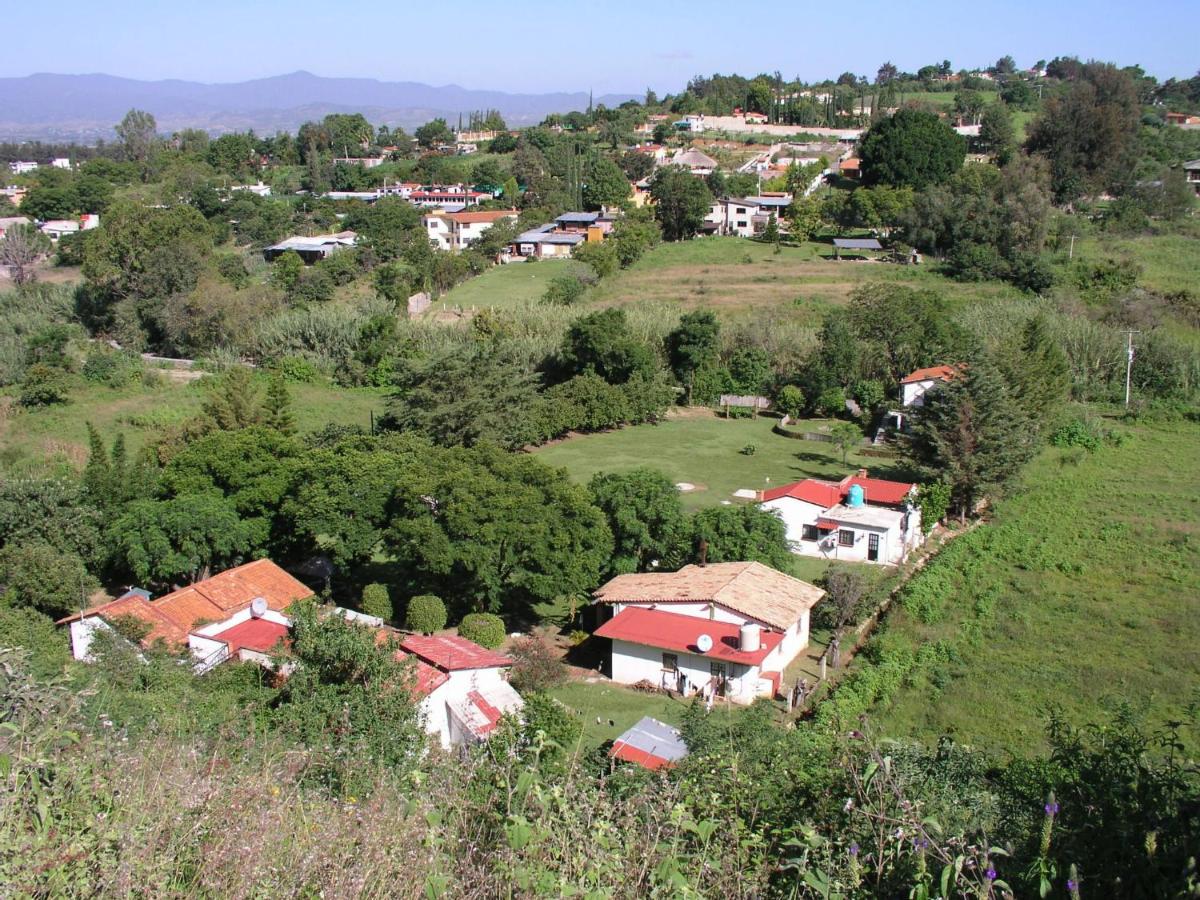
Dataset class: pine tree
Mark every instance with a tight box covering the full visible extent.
[1010,315,1070,429]
[264,375,296,435]
[81,423,113,508]
[110,434,129,503]
[905,360,1035,520]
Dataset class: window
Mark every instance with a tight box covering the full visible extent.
[839,529,855,547]
[662,653,678,671]
[802,524,819,542]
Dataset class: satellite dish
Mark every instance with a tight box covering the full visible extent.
[250,597,268,618]
[696,634,713,653]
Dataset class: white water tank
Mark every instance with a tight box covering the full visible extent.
[249,597,268,618]
[739,623,761,652]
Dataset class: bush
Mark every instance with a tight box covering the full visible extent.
[361,583,393,622]
[405,594,448,635]
[1051,418,1102,452]
[82,349,143,387]
[541,274,587,306]
[507,634,569,693]
[19,364,70,407]
[519,692,583,761]
[270,355,321,383]
[815,385,846,417]
[458,612,506,649]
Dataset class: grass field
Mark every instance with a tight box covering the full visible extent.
[435,259,590,314]
[871,412,1200,754]
[1068,231,1200,296]
[534,409,911,510]
[0,376,386,473]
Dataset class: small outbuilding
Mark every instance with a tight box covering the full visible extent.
[831,237,883,260]
[610,716,689,770]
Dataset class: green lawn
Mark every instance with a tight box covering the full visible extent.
[871,412,1200,754]
[0,376,386,474]
[435,259,591,313]
[549,679,744,751]
[534,410,910,510]
[1068,232,1200,296]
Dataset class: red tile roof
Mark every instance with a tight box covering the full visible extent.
[594,607,782,666]
[400,634,513,671]
[762,475,914,508]
[209,617,290,655]
[58,560,313,648]
[900,364,959,385]
[466,689,504,736]
[761,478,842,506]
[433,209,518,225]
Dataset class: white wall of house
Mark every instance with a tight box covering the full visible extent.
[608,638,766,703]
[763,497,921,565]
[901,379,940,408]
[419,666,513,749]
[69,616,112,661]
[606,600,746,626]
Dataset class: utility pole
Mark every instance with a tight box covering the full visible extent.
[1121,330,1140,407]
[1068,234,1076,259]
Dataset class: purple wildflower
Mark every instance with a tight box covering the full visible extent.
[849,842,859,857]
[986,867,997,881]
[1067,880,1078,892]
[1045,802,1060,816]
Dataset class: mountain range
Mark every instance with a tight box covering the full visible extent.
[0,71,638,141]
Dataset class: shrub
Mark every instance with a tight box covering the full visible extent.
[271,355,321,383]
[519,692,583,761]
[775,384,805,419]
[1051,418,1102,452]
[82,349,143,387]
[916,482,952,534]
[507,634,569,693]
[458,612,506,648]
[405,594,448,635]
[542,275,587,306]
[815,385,846,417]
[19,364,70,407]
[361,583,393,622]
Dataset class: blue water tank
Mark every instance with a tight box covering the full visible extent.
[847,484,865,508]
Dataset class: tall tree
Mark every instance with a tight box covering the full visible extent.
[115,109,159,163]
[582,156,631,210]
[905,361,1035,520]
[689,505,791,570]
[1025,62,1141,202]
[667,311,720,404]
[649,167,713,240]
[859,109,966,189]
[559,308,655,385]
[589,468,687,575]
[978,103,1017,165]
[0,224,51,286]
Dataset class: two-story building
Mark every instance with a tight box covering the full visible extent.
[592,562,823,704]
[423,208,518,252]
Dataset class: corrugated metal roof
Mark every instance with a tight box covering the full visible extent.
[610,716,688,769]
[832,238,883,250]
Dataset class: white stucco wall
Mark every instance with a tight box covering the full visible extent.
[609,638,767,704]
[607,600,746,626]
[901,379,938,408]
[764,497,922,565]
[419,667,514,749]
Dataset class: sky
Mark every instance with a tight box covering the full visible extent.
[2,0,1193,93]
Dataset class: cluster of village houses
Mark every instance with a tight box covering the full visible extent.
[55,362,955,769]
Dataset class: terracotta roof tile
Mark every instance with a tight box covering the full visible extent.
[900,364,959,385]
[400,634,512,671]
[593,562,822,631]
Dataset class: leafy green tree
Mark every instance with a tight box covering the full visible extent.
[115,109,159,163]
[830,421,863,464]
[610,206,661,267]
[385,344,543,450]
[650,167,713,240]
[588,468,687,575]
[667,311,720,404]
[573,240,618,278]
[0,541,97,618]
[458,612,506,648]
[915,482,951,533]
[978,103,1017,164]
[385,445,612,617]
[0,477,105,567]
[1026,62,1141,201]
[784,196,823,242]
[541,274,587,306]
[358,582,391,621]
[404,594,447,634]
[107,494,254,586]
[582,156,631,210]
[776,384,805,419]
[689,505,791,570]
[560,308,655,385]
[859,108,967,189]
[414,118,454,149]
[728,347,772,394]
[816,385,846,417]
[278,601,424,796]
[271,251,304,292]
[852,379,886,414]
[507,640,569,695]
[161,426,303,554]
[17,186,77,221]
[905,360,1035,520]
[847,284,963,385]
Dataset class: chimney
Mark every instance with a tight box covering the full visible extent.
[698,539,708,567]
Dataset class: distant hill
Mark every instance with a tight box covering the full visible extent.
[0,71,638,140]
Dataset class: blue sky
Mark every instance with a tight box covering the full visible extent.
[4,0,1192,93]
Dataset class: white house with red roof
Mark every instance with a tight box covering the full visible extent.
[396,633,524,749]
[592,562,823,704]
[423,208,518,252]
[57,559,312,671]
[882,364,961,436]
[760,470,922,565]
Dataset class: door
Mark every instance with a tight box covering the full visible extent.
[868,533,880,562]
[710,661,727,696]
